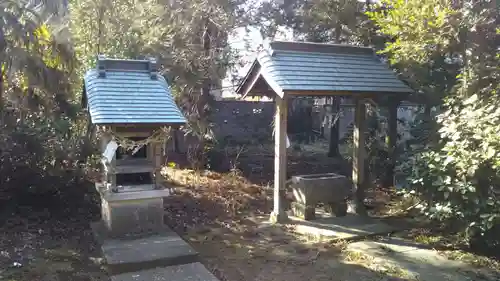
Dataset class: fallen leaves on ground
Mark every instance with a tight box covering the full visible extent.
[162,167,272,232]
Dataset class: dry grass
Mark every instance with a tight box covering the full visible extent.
[443,250,500,269]
[342,250,372,263]
[161,167,272,232]
[398,228,500,271]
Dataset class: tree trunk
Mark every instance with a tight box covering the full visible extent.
[0,64,3,112]
[328,22,343,158]
[0,64,5,125]
[384,99,399,188]
[195,17,212,168]
[352,98,368,216]
[327,97,340,157]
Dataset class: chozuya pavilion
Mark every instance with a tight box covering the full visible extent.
[236,41,412,223]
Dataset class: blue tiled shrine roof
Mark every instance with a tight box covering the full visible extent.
[82,58,186,125]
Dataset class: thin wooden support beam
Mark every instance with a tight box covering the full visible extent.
[270,95,289,223]
[352,97,368,216]
[153,142,163,188]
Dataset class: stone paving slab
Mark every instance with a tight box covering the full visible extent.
[287,214,398,241]
[110,262,220,281]
[92,223,199,275]
[346,237,498,281]
[102,232,198,265]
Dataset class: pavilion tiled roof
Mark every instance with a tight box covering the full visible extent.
[237,41,413,97]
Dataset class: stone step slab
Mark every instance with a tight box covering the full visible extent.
[110,262,220,281]
[92,222,199,275]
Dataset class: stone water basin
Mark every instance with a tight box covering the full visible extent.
[289,173,353,220]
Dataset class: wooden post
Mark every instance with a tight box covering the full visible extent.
[172,128,180,153]
[270,95,289,223]
[352,97,368,216]
[385,98,399,188]
[149,142,161,188]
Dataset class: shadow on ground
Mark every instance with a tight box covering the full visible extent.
[176,213,499,281]
[162,165,499,281]
[182,217,430,281]
[0,182,107,281]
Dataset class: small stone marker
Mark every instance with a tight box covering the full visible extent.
[110,262,219,281]
[103,140,119,163]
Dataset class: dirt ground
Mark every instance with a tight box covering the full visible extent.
[160,143,414,281]
[0,212,107,281]
[0,142,498,281]
[185,224,402,281]
[162,143,499,281]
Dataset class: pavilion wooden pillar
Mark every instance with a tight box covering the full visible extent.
[270,94,289,223]
[352,97,368,216]
[385,98,400,188]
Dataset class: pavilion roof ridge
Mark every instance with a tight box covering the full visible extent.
[237,40,413,98]
[266,40,375,56]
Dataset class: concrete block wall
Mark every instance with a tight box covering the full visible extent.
[210,100,274,145]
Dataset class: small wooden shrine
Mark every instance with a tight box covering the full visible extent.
[82,55,186,238]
